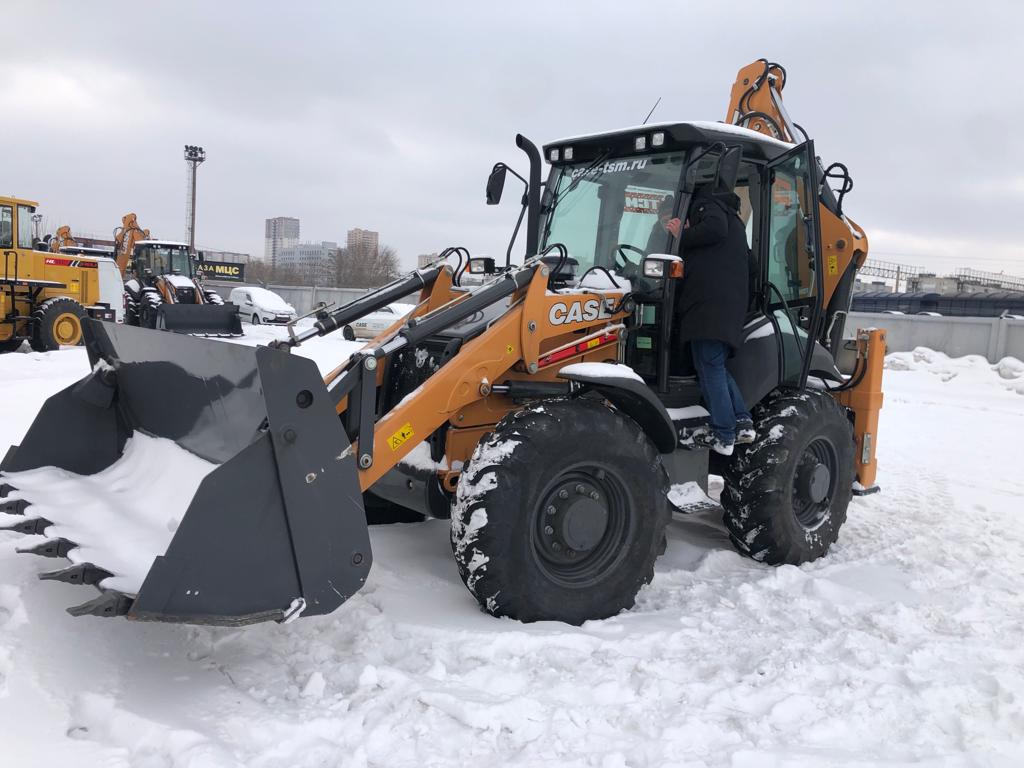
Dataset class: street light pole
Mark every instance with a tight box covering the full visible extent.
[184,145,206,254]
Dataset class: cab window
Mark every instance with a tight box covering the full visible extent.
[17,206,34,248]
[0,206,12,249]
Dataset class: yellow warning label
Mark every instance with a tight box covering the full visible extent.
[388,423,415,451]
[827,253,839,276]
[506,344,515,355]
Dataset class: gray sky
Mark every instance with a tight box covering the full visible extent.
[5,1,1021,277]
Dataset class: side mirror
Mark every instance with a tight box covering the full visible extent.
[714,146,742,193]
[486,163,507,205]
[467,257,497,275]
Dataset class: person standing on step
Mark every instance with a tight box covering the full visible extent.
[671,183,756,456]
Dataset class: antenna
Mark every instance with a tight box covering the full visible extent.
[642,96,662,125]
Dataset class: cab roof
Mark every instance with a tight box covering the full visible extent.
[543,120,794,166]
[0,196,39,208]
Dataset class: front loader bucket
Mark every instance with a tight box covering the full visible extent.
[157,303,243,337]
[0,319,370,625]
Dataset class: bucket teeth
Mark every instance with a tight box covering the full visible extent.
[18,538,76,559]
[0,497,29,515]
[38,562,112,587]
[0,516,51,535]
[67,592,133,618]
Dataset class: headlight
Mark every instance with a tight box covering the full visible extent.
[643,260,666,278]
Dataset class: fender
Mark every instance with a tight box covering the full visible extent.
[555,368,677,453]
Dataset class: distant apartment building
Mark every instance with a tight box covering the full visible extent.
[417,252,438,269]
[264,217,300,267]
[277,240,337,285]
[346,228,379,259]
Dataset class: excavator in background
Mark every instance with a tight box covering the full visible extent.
[1,197,120,352]
[113,213,241,335]
[1,59,884,628]
[48,226,77,253]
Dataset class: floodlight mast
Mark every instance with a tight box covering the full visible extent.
[184,144,206,253]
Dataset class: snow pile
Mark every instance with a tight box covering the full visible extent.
[1,434,215,595]
[885,346,1024,395]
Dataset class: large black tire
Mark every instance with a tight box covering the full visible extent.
[203,290,224,305]
[722,390,855,565]
[30,296,87,352]
[139,290,163,329]
[0,338,25,353]
[451,398,670,624]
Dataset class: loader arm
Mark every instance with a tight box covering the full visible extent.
[319,261,634,491]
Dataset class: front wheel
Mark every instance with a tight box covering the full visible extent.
[722,390,855,564]
[451,398,669,624]
[30,297,87,351]
[251,314,260,325]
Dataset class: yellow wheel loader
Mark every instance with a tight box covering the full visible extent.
[1,198,121,353]
[1,60,884,625]
[114,213,241,336]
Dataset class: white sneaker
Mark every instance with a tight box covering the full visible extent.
[679,425,735,456]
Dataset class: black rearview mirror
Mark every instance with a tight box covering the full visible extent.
[486,163,508,205]
[715,146,742,193]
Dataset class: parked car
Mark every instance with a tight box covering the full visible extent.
[229,287,297,325]
[349,302,415,338]
[916,311,942,317]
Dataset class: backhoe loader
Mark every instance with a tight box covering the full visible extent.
[0,59,884,626]
[114,213,241,335]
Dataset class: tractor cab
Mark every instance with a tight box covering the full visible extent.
[537,122,840,411]
[129,241,196,285]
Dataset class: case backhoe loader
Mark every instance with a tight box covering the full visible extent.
[114,213,241,336]
[1,60,884,626]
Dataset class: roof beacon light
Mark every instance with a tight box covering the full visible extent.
[563,146,573,161]
[549,148,560,162]
[652,132,665,147]
[635,136,647,151]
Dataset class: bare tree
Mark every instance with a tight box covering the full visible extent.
[336,244,401,288]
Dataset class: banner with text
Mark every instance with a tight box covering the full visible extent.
[200,260,246,283]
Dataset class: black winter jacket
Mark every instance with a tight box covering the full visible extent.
[676,188,750,350]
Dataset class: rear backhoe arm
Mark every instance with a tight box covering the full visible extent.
[727,59,882,492]
[113,213,149,276]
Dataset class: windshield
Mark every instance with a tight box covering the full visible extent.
[541,151,686,275]
[140,245,194,276]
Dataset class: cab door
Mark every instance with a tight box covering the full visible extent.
[762,141,822,387]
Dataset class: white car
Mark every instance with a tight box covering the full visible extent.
[229,286,297,325]
[349,303,415,338]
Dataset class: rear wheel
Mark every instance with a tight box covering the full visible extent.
[451,398,669,624]
[721,390,855,564]
[30,297,87,352]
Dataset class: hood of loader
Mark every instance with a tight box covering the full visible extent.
[0,320,370,624]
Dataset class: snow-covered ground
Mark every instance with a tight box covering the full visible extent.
[1,337,1023,767]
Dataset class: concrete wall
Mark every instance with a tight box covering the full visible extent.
[847,312,1024,362]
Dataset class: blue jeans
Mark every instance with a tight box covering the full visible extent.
[691,339,752,443]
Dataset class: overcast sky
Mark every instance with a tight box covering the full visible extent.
[5,1,1021,277]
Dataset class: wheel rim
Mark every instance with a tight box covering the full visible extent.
[52,312,82,345]
[531,464,633,588]
[791,436,838,529]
